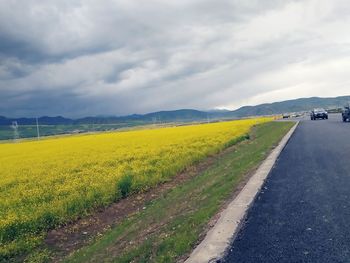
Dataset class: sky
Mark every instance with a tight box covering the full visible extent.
[1,0,350,118]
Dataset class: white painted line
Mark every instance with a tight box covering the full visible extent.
[185,121,299,263]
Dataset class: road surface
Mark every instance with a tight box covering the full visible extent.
[223,114,350,263]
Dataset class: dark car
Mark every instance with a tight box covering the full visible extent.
[310,108,328,120]
[342,106,350,122]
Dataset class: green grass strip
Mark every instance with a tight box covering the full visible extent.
[64,121,294,263]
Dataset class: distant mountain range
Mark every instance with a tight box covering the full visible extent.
[1,95,349,126]
[232,95,350,117]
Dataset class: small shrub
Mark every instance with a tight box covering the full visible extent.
[118,174,133,198]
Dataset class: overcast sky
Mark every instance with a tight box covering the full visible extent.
[1,0,350,117]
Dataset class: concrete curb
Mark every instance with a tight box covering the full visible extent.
[185,121,299,263]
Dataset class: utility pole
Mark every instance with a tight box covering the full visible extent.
[11,121,19,141]
[36,117,40,140]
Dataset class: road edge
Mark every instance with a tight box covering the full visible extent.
[185,121,299,263]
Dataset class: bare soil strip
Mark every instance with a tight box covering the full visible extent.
[43,122,294,263]
[45,135,247,261]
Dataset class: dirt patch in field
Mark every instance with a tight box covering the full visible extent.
[45,136,251,262]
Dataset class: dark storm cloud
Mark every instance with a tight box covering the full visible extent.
[1,0,350,117]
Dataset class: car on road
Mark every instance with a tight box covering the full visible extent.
[282,114,290,119]
[342,105,350,122]
[310,108,328,120]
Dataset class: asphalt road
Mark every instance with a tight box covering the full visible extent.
[223,113,350,263]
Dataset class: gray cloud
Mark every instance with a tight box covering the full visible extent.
[1,0,350,117]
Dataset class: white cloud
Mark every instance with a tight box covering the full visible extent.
[0,0,350,117]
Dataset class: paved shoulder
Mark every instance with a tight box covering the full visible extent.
[223,114,350,263]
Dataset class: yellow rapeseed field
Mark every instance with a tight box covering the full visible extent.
[0,118,271,257]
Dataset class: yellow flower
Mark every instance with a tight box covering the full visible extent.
[0,117,271,250]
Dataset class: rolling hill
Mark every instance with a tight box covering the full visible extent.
[232,96,350,117]
[1,95,349,126]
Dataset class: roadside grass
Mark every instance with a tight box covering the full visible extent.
[65,121,294,263]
